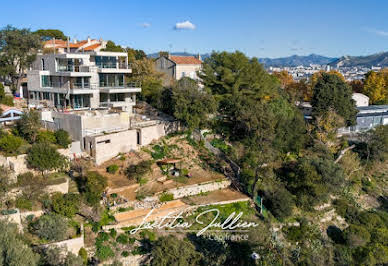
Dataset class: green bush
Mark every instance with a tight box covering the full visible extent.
[109,228,117,239]
[210,138,231,154]
[37,130,56,144]
[96,245,114,261]
[1,95,14,106]
[125,160,152,182]
[31,213,68,241]
[51,192,80,218]
[151,145,166,160]
[106,164,119,174]
[78,247,88,265]
[116,233,128,244]
[159,192,174,202]
[81,171,107,205]
[27,143,68,174]
[55,129,71,148]
[15,197,33,210]
[344,224,371,247]
[121,251,129,257]
[0,134,24,155]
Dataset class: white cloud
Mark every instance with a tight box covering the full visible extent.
[174,20,196,30]
[141,22,151,28]
[363,27,388,37]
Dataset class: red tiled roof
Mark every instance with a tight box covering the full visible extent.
[83,43,101,51]
[169,56,202,65]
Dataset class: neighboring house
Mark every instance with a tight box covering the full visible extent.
[338,105,388,135]
[43,37,107,53]
[27,49,140,113]
[154,54,202,85]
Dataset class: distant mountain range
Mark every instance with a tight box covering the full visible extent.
[147,51,388,68]
[258,54,337,67]
[329,52,388,68]
[147,52,211,60]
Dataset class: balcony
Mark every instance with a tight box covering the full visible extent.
[96,62,132,73]
[99,81,141,93]
[70,82,90,89]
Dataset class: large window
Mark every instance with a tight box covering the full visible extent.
[95,56,117,68]
[41,75,50,87]
[99,74,124,87]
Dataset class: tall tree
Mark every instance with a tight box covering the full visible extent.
[363,71,388,104]
[127,57,164,106]
[16,110,41,143]
[172,77,217,130]
[34,29,67,41]
[0,25,41,93]
[0,220,40,265]
[311,73,358,126]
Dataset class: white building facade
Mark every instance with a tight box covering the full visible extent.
[27,51,141,113]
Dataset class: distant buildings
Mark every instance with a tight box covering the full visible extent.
[154,54,202,85]
[268,64,373,81]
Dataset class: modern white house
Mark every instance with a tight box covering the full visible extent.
[27,48,141,113]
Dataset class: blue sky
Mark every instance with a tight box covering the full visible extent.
[1,0,388,58]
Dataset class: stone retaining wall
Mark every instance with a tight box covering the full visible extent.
[41,225,84,255]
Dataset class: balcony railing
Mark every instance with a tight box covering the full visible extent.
[57,65,89,72]
[99,81,141,88]
[71,82,90,89]
[42,81,62,88]
[96,62,132,69]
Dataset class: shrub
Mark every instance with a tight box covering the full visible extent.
[263,186,294,221]
[106,164,119,174]
[96,245,114,261]
[344,224,371,247]
[109,229,117,239]
[121,251,129,257]
[159,192,174,202]
[125,160,152,182]
[1,95,14,106]
[116,234,128,244]
[96,232,110,243]
[119,155,126,161]
[78,247,88,265]
[31,213,68,241]
[37,130,56,144]
[81,171,107,205]
[51,192,80,218]
[151,145,166,160]
[27,143,69,174]
[55,129,71,148]
[0,134,24,155]
[15,197,33,210]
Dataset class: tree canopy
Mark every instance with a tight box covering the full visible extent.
[311,73,358,126]
[34,29,67,41]
[0,25,41,93]
[26,143,68,174]
[172,77,217,130]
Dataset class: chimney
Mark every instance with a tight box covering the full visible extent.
[87,36,91,43]
[74,38,78,44]
[196,53,201,61]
